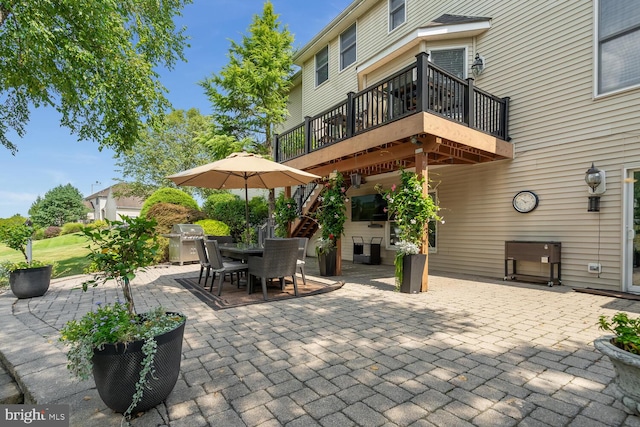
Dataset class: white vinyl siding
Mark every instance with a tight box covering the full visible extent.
[315,46,329,86]
[340,23,357,70]
[597,0,640,94]
[389,0,406,32]
[288,0,640,290]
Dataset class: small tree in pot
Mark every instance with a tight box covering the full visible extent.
[59,216,186,420]
[0,221,52,298]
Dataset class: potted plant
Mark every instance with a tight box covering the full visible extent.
[274,193,299,238]
[0,221,52,298]
[376,169,440,293]
[59,216,186,420]
[594,312,640,415]
[314,172,348,276]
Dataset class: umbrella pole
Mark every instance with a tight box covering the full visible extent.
[244,178,250,244]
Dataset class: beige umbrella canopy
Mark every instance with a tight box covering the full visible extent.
[167,152,321,235]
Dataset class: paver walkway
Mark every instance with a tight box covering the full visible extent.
[1,261,639,426]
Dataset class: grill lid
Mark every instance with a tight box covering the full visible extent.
[170,224,204,235]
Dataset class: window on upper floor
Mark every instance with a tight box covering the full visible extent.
[389,0,406,32]
[315,46,329,87]
[597,0,640,94]
[429,48,465,79]
[340,23,357,71]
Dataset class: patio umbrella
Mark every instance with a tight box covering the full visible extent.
[167,152,321,235]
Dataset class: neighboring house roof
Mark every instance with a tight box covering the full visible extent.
[114,195,144,209]
[84,184,144,209]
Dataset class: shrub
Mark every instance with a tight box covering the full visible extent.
[202,192,238,218]
[194,219,230,236]
[145,202,205,235]
[84,220,108,231]
[207,197,246,240]
[140,188,200,217]
[61,222,84,235]
[32,228,45,240]
[44,226,61,239]
[249,196,268,226]
[155,236,169,264]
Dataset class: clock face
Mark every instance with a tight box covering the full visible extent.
[513,191,539,213]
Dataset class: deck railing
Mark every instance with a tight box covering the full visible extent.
[275,52,510,163]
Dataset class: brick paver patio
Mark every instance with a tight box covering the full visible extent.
[1,261,639,426]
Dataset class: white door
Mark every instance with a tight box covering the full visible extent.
[625,169,640,293]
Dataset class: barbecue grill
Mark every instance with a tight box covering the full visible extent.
[164,224,204,265]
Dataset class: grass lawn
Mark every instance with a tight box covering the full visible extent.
[0,233,92,279]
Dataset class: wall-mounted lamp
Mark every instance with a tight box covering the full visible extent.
[471,53,485,77]
[585,162,606,212]
[350,173,362,188]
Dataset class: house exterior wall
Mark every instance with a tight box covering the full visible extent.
[283,80,303,131]
[289,0,640,291]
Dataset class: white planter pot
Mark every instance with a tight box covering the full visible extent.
[594,335,640,415]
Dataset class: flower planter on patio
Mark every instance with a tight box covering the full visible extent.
[400,254,426,294]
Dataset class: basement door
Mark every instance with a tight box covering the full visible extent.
[624,168,640,293]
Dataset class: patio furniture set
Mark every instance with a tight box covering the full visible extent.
[195,237,309,301]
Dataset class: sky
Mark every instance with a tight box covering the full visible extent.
[0,0,354,219]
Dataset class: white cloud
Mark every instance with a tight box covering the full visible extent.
[0,191,38,203]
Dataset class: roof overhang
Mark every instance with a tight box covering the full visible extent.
[357,19,491,76]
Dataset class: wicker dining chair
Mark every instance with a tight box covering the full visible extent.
[248,238,299,301]
[296,237,309,287]
[195,239,211,286]
[205,239,248,296]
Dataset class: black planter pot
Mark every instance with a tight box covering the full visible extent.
[91,313,186,414]
[9,265,52,299]
[400,254,426,294]
[318,248,337,276]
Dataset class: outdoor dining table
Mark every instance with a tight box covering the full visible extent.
[217,242,264,262]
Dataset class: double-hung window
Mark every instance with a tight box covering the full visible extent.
[597,0,640,94]
[429,48,465,79]
[315,46,329,86]
[389,0,406,32]
[340,24,357,70]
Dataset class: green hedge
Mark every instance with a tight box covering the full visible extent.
[141,188,199,217]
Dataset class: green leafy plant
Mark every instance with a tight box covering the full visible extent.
[315,172,348,255]
[376,170,441,289]
[274,193,298,237]
[59,216,186,420]
[599,312,640,354]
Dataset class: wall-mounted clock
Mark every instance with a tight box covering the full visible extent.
[512,190,539,213]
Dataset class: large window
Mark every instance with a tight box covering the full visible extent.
[389,0,406,31]
[429,48,465,79]
[598,0,640,94]
[315,46,329,86]
[340,24,357,70]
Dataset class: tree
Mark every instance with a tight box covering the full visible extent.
[200,1,295,215]
[0,0,191,155]
[115,108,214,198]
[29,184,87,227]
[200,1,294,157]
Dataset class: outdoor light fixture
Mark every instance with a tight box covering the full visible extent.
[350,173,362,188]
[585,162,606,212]
[471,53,484,77]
